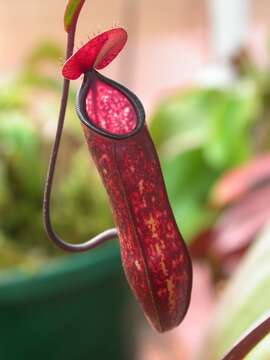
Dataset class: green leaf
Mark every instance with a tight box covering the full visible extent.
[150,88,213,155]
[64,0,85,32]
[160,149,218,241]
[200,224,270,360]
[0,111,43,200]
[150,83,259,170]
[203,83,259,169]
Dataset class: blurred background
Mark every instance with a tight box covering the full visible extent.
[1,0,270,359]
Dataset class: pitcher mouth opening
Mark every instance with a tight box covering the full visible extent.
[76,70,145,140]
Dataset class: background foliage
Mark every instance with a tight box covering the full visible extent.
[1,39,270,359]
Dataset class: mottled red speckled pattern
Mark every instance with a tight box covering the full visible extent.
[62,27,192,332]
[85,77,137,135]
[81,76,192,332]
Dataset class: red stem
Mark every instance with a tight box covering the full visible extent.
[221,311,270,360]
[43,11,117,252]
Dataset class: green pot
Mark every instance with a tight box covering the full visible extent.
[0,242,133,360]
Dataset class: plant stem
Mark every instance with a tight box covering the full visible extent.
[221,311,270,360]
[43,10,117,252]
